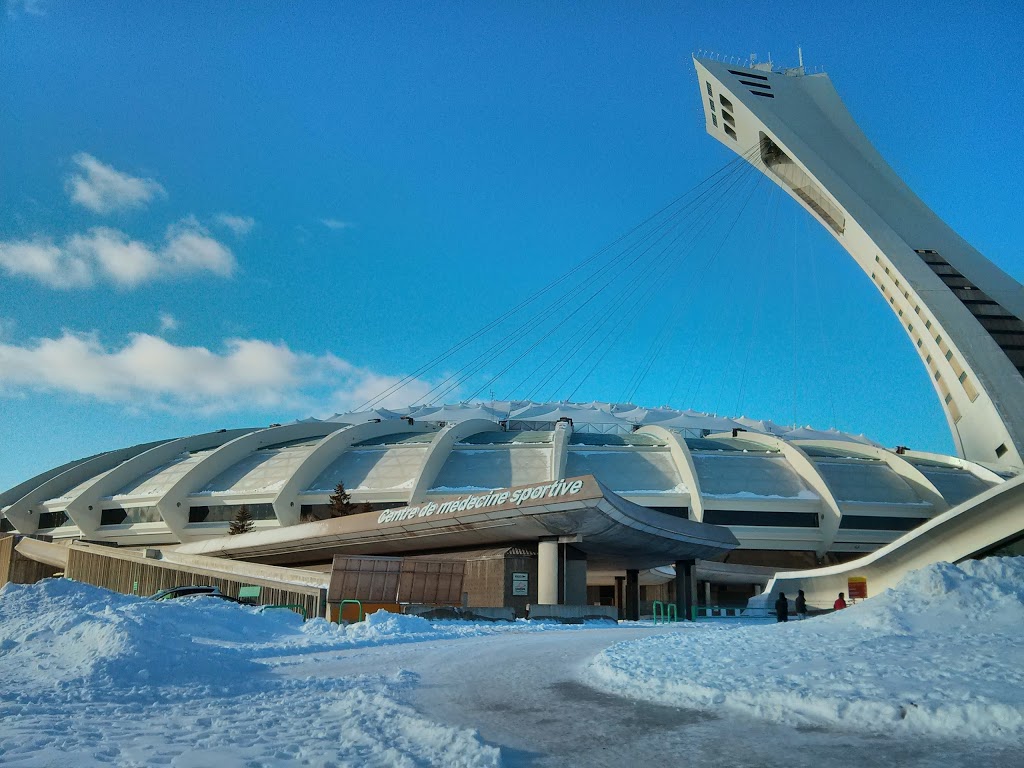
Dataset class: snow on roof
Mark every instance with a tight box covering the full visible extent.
[611,406,682,424]
[784,426,883,447]
[406,404,509,422]
[734,417,790,435]
[317,402,884,447]
[325,408,402,424]
[653,410,742,432]
[507,403,632,426]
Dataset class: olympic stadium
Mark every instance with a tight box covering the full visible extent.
[4,53,1024,611]
[0,402,1014,566]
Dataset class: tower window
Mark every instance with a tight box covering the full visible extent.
[706,81,713,97]
[996,443,1008,458]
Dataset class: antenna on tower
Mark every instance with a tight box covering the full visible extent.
[798,46,804,69]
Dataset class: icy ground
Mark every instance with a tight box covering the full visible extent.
[0,558,1022,767]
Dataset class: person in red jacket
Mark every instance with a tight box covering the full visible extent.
[834,592,847,610]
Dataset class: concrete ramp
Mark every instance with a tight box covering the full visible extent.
[758,473,1024,610]
[14,537,70,570]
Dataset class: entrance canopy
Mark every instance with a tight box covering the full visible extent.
[176,475,739,570]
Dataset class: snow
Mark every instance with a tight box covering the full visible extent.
[307,477,416,494]
[0,580,506,767]
[429,485,501,493]
[701,489,820,501]
[617,483,689,494]
[2,558,1023,763]
[589,557,1024,743]
[190,483,284,497]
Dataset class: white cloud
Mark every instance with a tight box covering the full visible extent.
[158,313,178,333]
[215,213,255,236]
[328,372,437,413]
[67,227,161,287]
[321,218,353,231]
[0,238,93,288]
[0,330,439,415]
[0,219,236,290]
[66,153,166,214]
[163,220,235,277]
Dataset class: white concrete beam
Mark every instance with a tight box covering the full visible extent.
[902,449,1006,485]
[155,422,346,537]
[65,429,255,537]
[408,419,498,502]
[718,431,842,556]
[551,421,571,481]
[272,420,434,526]
[2,439,172,534]
[637,425,704,521]
[793,439,948,514]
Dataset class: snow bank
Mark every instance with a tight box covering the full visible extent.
[0,580,501,766]
[589,558,1024,742]
[0,578,297,697]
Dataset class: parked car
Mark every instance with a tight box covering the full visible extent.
[150,585,242,603]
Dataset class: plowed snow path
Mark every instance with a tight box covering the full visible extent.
[274,625,1022,768]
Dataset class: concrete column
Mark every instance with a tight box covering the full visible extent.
[675,559,697,622]
[704,580,712,607]
[537,539,559,605]
[625,569,640,621]
[614,576,625,620]
[753,583,762,596]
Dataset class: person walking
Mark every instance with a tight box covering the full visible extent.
[834,592,847,610]
[795,589,807,619]
[775,592,789,622]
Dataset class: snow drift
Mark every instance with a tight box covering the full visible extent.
[0,579,501,767]
[589,557,1024,742]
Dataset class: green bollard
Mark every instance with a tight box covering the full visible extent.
[652,600,664,625]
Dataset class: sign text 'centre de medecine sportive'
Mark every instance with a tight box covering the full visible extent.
[376,478,588,525]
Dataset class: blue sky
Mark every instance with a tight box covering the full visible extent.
[1,1,1022,491]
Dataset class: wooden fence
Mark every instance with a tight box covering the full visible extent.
[0,534,12,586]
[0,534,63,587]
[66,545,325,619]
[327,555,465,605]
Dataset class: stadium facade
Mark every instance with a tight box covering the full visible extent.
[3,54,1023,591]
[0,403,1014,570]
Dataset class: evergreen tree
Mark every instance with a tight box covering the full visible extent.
[328,482,357,517]
[228,504,254,535]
